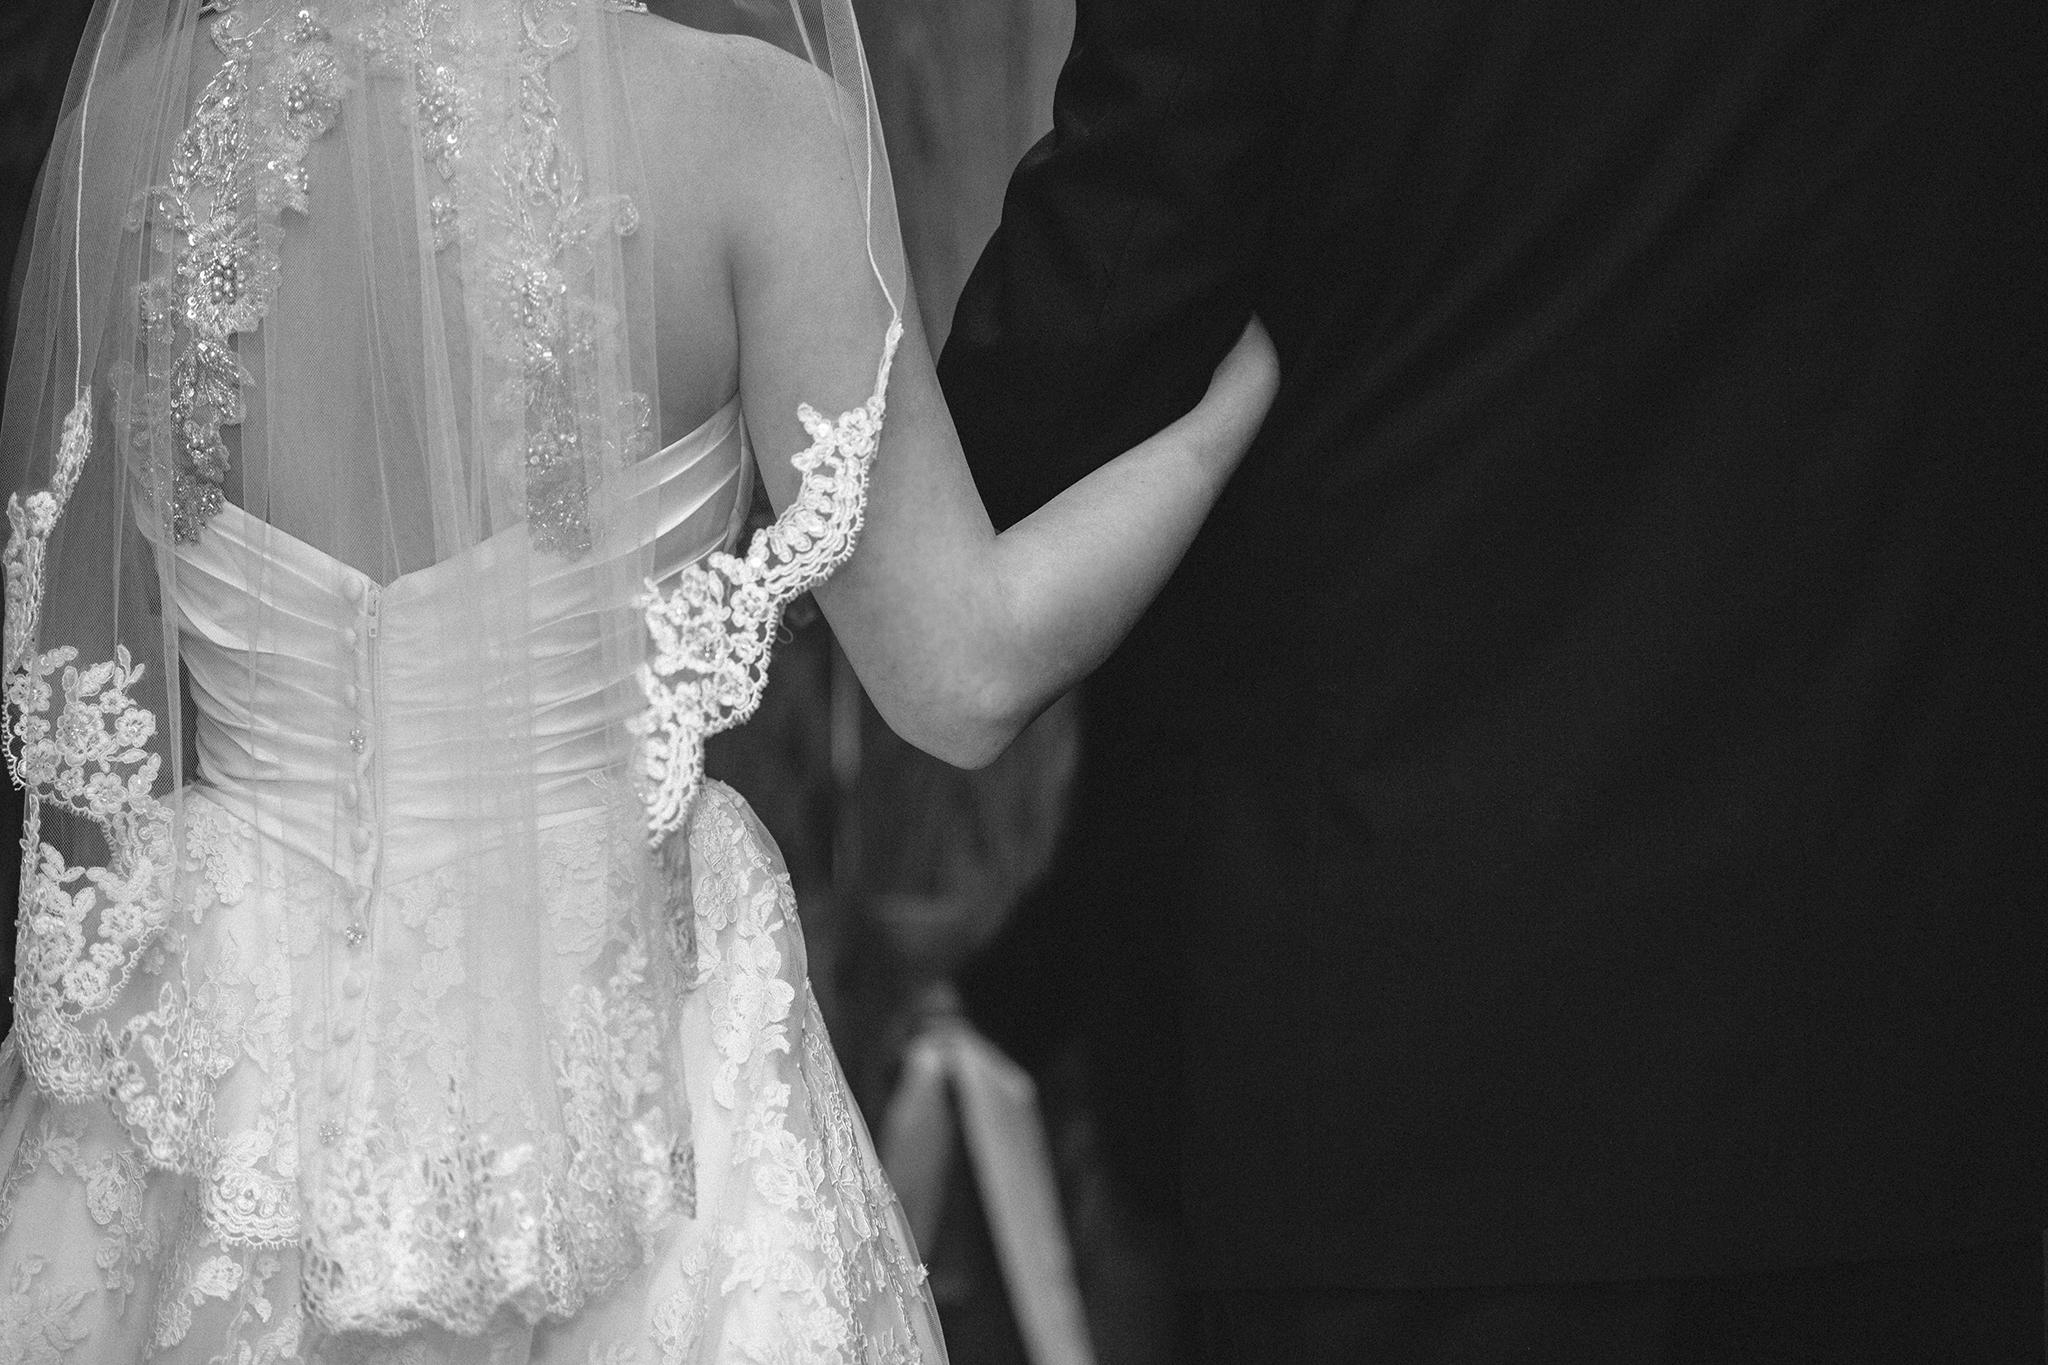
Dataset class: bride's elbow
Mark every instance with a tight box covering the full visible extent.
[917,724,1015,771]
[876,674,1030,771]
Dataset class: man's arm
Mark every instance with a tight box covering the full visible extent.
[938,0,1280,530]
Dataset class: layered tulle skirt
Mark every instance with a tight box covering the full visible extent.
[0,781,943,1364]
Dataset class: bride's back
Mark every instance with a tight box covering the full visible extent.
[112,4,877,586]
[0,9,947,1355]
[616,11,901,484]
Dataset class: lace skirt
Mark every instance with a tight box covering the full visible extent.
[0,782,944,1364]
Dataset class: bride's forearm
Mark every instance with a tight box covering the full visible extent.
[848,320,1276,768]
[723,101,1274,768]
[724,116,1277,765]
[851,434,1235,766]
[981,409,1247,730]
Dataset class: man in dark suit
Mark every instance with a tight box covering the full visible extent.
[942,2,2045,1360]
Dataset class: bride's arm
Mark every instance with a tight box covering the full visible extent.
[722,58,1276,769]
[819,302,1272,770]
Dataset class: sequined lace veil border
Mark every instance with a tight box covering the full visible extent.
[2,0,911,1342]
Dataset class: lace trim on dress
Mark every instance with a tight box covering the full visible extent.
[3,393,188,1147]
[5,0,918,1352]
[3,0,350,1105]
[2,0,346,1142]
[679,785,932,1363]
[0,783,934,1363]
[636,317,905,848]
[0,1256,94,1363]
[292,792,695,1337]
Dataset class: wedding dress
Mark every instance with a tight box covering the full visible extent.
[0,393,936,1363]
[0,0,944,1360]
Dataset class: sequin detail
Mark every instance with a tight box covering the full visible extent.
[352,0,652,556]
[143,2,345,542]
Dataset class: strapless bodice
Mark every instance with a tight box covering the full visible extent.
[171,397,750,885]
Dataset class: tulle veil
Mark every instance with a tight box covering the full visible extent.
[1,0,912,1350]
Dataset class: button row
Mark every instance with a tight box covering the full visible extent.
[329,572,382,1109]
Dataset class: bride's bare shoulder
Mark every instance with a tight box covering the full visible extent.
[619,15,853,183]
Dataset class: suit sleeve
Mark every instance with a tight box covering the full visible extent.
[936,0,1279,532]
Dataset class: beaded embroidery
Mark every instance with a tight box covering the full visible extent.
[5,0,931,1356]
[145,1,345,542]
[350,0,652,555]
[0,0,347,1171]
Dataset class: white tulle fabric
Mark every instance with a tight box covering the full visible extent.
[0,405,941,1360]
[0,784,938,1364]
[1,0,938,1357]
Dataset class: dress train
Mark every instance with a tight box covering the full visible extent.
[0,781,942,1364]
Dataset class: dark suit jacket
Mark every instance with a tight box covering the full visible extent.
[942,0,2046,1289]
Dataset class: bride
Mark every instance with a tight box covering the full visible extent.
[0,0,1274,1360]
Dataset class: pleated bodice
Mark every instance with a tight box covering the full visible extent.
[170,397,751,885]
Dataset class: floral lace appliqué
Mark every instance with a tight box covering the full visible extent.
[3,391,184,1133]
[348,0,652,555]
[0,1256,93,1364]
[295,800,692,1338]
[682,784,932,1363]
[636,318,904,847]
[143,1,345,542]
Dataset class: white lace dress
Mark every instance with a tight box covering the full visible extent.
[0,394,943,1364]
